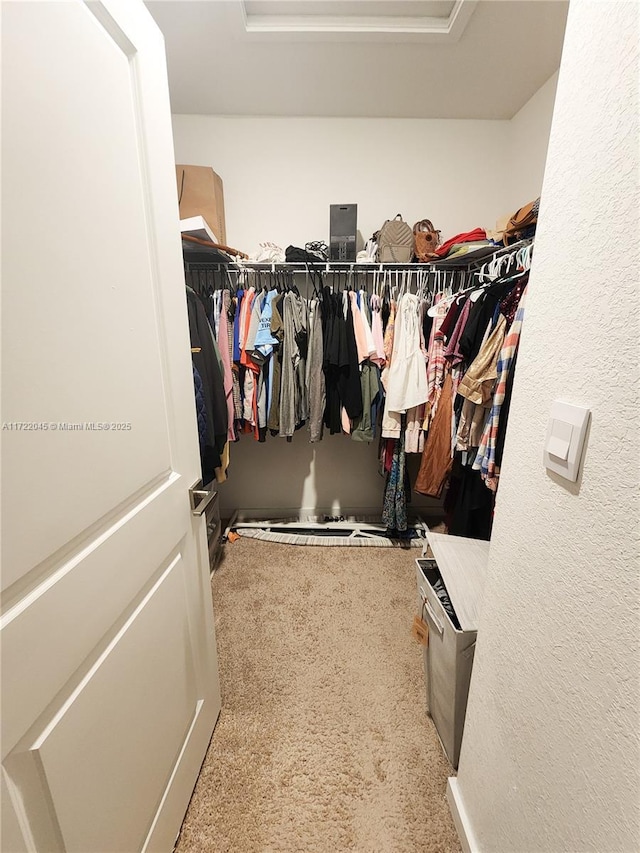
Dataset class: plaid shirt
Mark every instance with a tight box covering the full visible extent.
[473,288,528,490]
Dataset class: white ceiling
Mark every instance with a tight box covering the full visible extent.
[145,0,568,119]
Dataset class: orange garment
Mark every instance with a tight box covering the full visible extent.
[238,289,260,439]
[240,290,259,373]
[414,372,454,498]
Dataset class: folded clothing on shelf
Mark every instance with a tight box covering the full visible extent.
[285,244,327,263]
[433,228,487,258]
[249,242,286,263]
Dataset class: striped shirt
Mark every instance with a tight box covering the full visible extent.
[473,288,528,490]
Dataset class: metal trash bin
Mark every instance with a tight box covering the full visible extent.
[416,533,490,768]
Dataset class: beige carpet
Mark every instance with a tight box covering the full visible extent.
[176,537,462,853]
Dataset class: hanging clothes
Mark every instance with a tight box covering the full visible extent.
[425,296,449,425]
[322,287,361,433]
[351,362,383,443]
[370,295,386,367]
[414,372,454,498]
[474,289,527,489]
[457,314,507,405]
[382,415,409,533]
[184,239,531,540]
[443,297,472,368]
[437,295,466,344]
[381,293,427,452]
[457,283,508,365]
[384,293,428,413]
[306,297,325,442]
[279,291,308,437]
[445,455,494,541]
[232,290,244,422]
[186,287,228,484]
[339,294,363,423]
[193,364,207,457]
[217,289,236,442]
[267,293,285,434]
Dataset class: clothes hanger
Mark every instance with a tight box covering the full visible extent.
[427,270,443,316]
[289,270,300,297]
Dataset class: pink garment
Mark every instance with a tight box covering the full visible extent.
[370,296,386,367]
[349,291,369,364]
[358,294,378,361]
[217,298,236,441]
[341,405,351,434]
[405,405,425,453]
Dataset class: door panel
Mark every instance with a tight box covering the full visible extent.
[7,556,198,853]
[1,773,28,853]
[1,2,221,850]
[2,0,173,587]
[1,475,185,754]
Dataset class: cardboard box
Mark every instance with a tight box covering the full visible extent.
[175,164,226,245]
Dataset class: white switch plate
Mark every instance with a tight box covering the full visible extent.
[544,401,590,482]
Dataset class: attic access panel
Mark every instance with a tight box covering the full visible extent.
[242,0,475,40]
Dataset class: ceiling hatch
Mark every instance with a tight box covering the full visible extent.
[241,0,478,41]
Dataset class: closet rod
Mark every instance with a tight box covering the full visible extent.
[189,239,533,273]
[185,261,488,273]
[184,240,534,280]
[465,237,534,271]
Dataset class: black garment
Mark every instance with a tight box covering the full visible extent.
[458,283,509,364]
[186,287,227,484]
[339,297,363,420]
[322,288,348,433]
[433,578,461,629]
[285,245,326,263]
[444,453,494,541]
[193,364,207,457]
[422,309,433,351]
[381,294,391,335]
[321,288,362,431]
[438,295,465,344]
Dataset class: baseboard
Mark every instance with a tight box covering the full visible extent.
[447,777,479,853]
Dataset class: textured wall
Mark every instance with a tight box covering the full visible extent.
[508,71,559,211]
[455,3,640,852]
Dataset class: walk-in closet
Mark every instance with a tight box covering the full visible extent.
[2,2,638,853]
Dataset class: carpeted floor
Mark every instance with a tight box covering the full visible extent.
[176,537,462,853]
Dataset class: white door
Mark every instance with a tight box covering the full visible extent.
[1,2,221,850]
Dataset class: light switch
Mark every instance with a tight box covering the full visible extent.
[544,401,590,482]
[547,419,572,460]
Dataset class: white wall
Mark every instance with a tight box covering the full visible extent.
[172,115,513,255]
[508,71,559,210]
[219,431,440,520]
[453,3,640,852]
[172,86,558,518]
